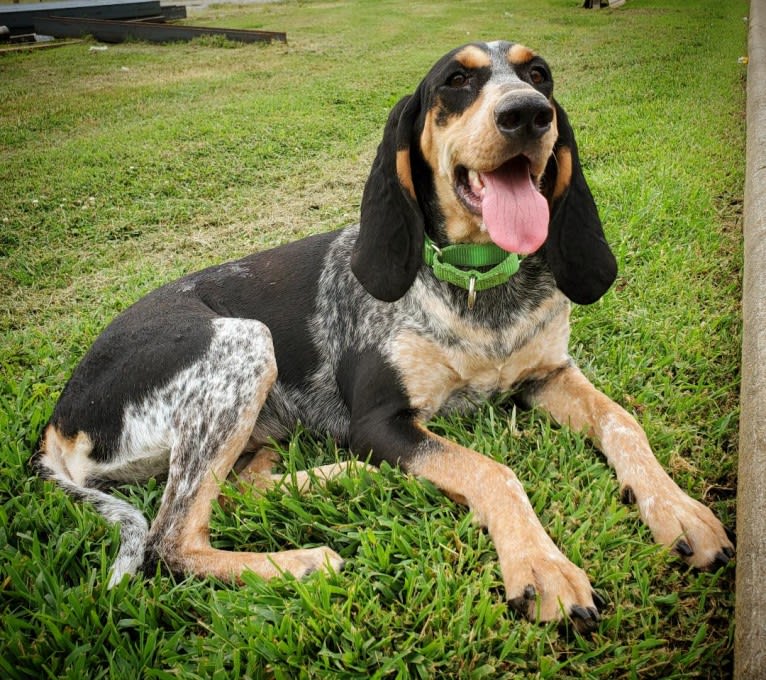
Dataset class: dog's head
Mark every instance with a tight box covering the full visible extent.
[352,41,617,305]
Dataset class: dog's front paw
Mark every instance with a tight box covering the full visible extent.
[623,484,735,570]
[501,548,601,633]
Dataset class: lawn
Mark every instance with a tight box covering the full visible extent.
[0,0,746,677]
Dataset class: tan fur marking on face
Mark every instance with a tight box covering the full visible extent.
[446,82,514,168]
[553,145,572,201]
[419,107,438,170]
[509,43,535,65]
[420,105,482,242]
[420,84,511,243]
[396,149,416,199]
[455,45,491,70]
[419,76,558,245]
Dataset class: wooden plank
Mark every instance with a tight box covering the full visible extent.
[9,33,37,44]
[0,38,83,54]
[34,16,287,44]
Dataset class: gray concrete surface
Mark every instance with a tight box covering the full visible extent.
[184,0,280,13]
[735,1,766,678]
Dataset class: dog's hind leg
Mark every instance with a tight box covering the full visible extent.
[233,447,374,495]
[143,318,343,581]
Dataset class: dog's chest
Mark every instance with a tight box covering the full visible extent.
[389,294,571,418]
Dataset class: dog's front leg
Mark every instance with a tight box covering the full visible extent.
[343,354,600,631]
[405,432,601,631]
[528,364,734,569]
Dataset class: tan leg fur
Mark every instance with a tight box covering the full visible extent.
[233,447,375,495]
[408,431,597,626]
[532,364,734,568]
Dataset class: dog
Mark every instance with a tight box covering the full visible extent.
[33,40,734,633]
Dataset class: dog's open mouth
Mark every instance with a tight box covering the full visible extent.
[454,156,549,255]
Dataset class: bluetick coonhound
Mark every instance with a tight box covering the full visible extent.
[34,41,734,632]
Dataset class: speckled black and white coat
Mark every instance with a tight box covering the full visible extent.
[33,40,733,632]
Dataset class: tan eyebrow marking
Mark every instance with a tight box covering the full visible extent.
[455,45,491,69]
[508,43,535,65]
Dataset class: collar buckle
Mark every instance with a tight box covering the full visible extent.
[467,276,477,310]
[428,240,443,257]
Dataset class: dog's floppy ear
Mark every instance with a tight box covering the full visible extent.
[351,94,424,302]
[541,99,617,305]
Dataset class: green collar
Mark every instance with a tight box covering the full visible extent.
[422,234,521,309]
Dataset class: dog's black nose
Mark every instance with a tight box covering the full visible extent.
[495,94,553,140]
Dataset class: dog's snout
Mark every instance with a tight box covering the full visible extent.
[495,94,553,140]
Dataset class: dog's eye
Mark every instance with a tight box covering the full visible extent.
[529,67,548,85]
[446,73,469,88]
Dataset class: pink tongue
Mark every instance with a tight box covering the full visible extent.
[480,159,549,254]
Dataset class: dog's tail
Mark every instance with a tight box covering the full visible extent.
[32,424,149,588]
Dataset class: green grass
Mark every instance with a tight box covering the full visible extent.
[0,0,745,677]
